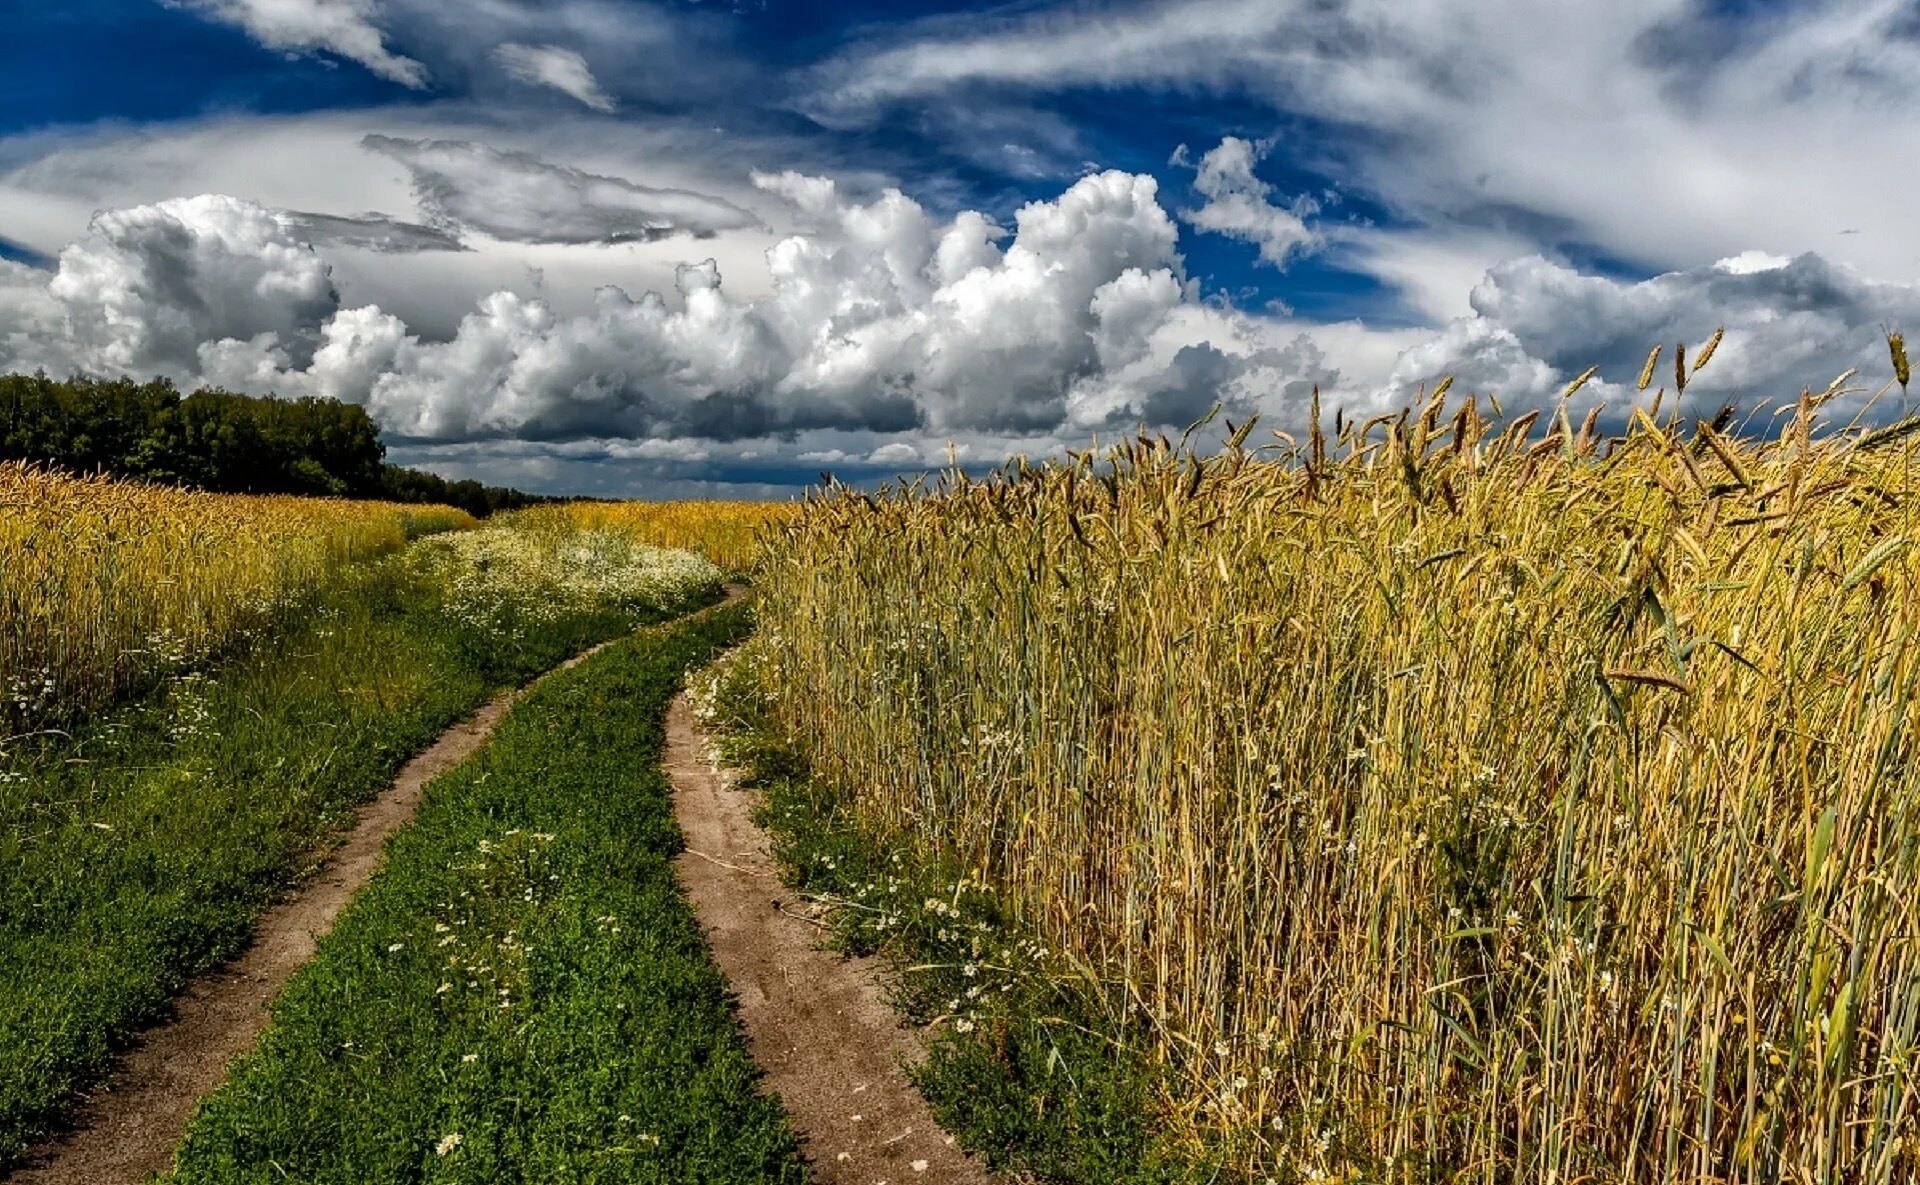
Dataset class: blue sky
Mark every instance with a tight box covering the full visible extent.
[3,0,1918,495]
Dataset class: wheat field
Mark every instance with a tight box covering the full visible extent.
[0,463,470,731]
[751,372,1920,1180]
[547,500,795,573]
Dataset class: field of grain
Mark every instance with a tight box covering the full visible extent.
[749,385,1920,1181]
[0,488,729,1168]
[0,463,471,731]
[548,499,796,573]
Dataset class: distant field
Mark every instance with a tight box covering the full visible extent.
[0,484,726,1168]
[0,463,471,729]
[747,391,1920,1182]
[549,500,797,574]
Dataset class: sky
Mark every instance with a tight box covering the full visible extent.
[3,0,1919,497]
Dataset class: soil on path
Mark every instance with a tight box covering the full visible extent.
[667,694,999,1185]
[7,592,742,1185]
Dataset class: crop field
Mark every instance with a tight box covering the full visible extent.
[742,390,1920,1181]
[551,500,798,573]
[0,479,731,1171]
[9,381,1920,1185]
[0,463,472,729]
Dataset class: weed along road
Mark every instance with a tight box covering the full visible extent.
[11,645,580,1184]
[667,688,995,1183]
[7,587,764,1183]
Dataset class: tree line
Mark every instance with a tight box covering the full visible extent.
[0,373,551,518]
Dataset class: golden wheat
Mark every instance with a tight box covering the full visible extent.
[751,387,1920,1181]
[0,463,470,730]
[541,500,795,573]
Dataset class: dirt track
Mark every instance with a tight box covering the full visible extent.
[8,588,985,1184]
[4,607,712,1185]
[667,694,998,1185]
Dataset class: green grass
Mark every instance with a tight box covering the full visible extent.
[0,551,714,1169]
[693,655,1220,1184]
[166,600,807,1184]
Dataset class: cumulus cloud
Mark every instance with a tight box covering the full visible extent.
[493,43,618,112]
[218,168,1286,442]
[1176,137,1319,268]
[361,136,761,245]
[176,0,427,88]
[0,259,63,371]
[1385,252,1920,419]
[0,171,1363,448]
[10,170,1920,500]
[46,194,342,377]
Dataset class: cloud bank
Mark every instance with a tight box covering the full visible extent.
[0,164,1366,445]
[8,148,1917,478]
[362,136,762,245]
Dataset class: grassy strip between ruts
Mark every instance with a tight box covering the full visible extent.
[690,652,1226,1185]
[166,599,808,1184]
[0,545,717,1170]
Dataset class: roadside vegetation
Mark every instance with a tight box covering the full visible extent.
[693,650,1213,1183]
[0,509,721,1169]
[166,601,807,1184]
[741,356,1920,1182]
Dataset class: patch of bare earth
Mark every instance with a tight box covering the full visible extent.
[667,694,1000,1185]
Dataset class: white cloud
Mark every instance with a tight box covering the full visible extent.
[9,168,1920,498]
[177,0,428,88]
[493,43,618,113]
[0,112,800,340]
[0,260,63,373]
[2,172,1374,447]
[47,194,342,376]
[1332,226,1538,323]
[804,0,1285,118]
[362,135,762,245]
[807,0,1920,299]
[330,168,1227,441]
[1177,137,1319,268]
[1385,251,1920,421]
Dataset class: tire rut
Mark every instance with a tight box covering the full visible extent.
[667,690,999,1185]
[7,589,744,1185]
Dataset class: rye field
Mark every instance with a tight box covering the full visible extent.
[736,381,1920,1181]
[5,364,1920,1184]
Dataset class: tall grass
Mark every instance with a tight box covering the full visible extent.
[751,383,1920,1181]
[0,507,724,1166]
[0,463,470,729]
[547,500,794,573]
